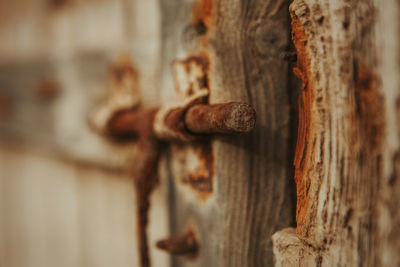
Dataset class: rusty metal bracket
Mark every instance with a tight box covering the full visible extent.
[88,53,256,267]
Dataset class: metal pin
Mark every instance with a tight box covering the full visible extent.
[107,102,256,139]
[156,231,198,256]
[107,108,158,139]
[184,102,256,134]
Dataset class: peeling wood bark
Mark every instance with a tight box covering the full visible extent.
[273,0,400,266]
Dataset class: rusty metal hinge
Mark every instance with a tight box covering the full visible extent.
[88,54,256,267]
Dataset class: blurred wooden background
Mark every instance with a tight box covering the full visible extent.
[0,0,170,266]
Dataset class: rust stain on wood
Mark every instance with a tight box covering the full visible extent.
[109,55,139,93]
[182,142,213,199]
[290,6,385,240]
[192,0,213,32]
[290,10,314,233]
[181,54,209,82]
[170,141,214,201]
[169,53,214,199]
[172,53,210,97]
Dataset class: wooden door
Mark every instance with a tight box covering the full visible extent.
[2,0,399,267]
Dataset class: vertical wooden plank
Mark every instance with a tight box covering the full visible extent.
[75,166,137,267]
[273,0,400,266]
[0,144,169,267]
[0,147,80,267]
[158,1,215,266]
[159,0,296,266]
[210,1,295,266]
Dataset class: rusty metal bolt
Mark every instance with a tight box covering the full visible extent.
[156,230,198,256]
[106,107,162,267]
[184,102,256,134]
[107,107,159,139]
[107,102,256,139]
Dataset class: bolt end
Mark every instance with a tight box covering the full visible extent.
[225,102,256,133]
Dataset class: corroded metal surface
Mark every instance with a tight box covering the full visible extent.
[156,230,198,256]
[185,102,256,134]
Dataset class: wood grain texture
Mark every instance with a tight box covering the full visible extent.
[0,0,297,266]
[158,2,215,267]
[159,0,296,266]
[273,0,400,266]
[210,0,296,266]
